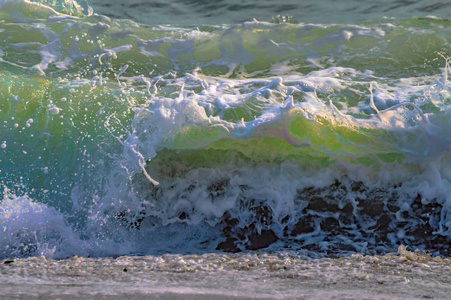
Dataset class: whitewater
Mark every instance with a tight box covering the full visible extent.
[1,0,451,298]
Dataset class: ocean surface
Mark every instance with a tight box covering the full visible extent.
[2,0,451,262]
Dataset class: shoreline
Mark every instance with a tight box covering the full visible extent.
[2,246,450,299]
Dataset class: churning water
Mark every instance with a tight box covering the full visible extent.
[1,0,451,260]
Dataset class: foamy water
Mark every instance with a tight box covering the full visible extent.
[2,246,451,299]
[1,0,451,263]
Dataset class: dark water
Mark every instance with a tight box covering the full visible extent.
[87,0,451,25]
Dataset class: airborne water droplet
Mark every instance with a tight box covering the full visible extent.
[50,107,60,115]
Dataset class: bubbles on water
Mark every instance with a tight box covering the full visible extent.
[3,4,451,259]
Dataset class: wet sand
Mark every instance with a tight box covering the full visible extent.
[1,246,450,299]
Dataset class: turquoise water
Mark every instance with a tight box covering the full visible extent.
[1,0,451,259]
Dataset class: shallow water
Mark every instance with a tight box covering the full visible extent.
[1,0,451,261]
[2,247,451,299]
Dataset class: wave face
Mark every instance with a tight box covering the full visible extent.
[1,0,451,259]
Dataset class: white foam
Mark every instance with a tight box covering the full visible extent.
[3,3,451,258]
[0,191,77,259]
